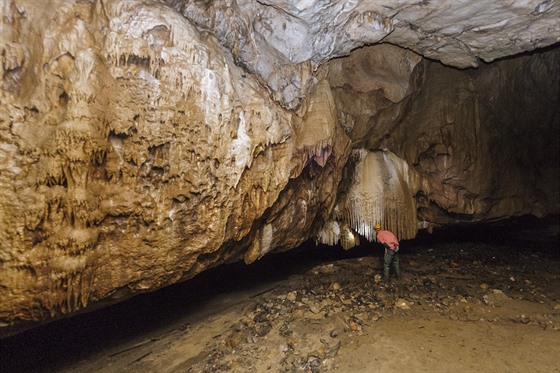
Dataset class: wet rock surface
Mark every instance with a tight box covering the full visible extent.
[2,219,558,372]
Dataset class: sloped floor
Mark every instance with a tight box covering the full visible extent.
[2,217,559,372]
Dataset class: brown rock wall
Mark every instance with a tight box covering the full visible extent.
[398,51,560,226]
[0,0,348,329]
[327,46,559,228]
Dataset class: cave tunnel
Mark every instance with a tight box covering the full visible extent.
[1,215,559,371]
[1,0,560,372]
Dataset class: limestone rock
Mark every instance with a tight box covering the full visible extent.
[323,42,559,229]
[167,0,560,107]
[0,0,349,328]
[0,0,558,332]
[395,50,560,226]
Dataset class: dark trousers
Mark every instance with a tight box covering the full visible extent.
[384,249,400,281]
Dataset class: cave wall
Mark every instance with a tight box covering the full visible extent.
[0,0,559,331]
[0,0,349,327]
[400,50,560,226]
[325,45,560,229]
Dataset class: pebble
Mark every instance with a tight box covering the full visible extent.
[349,322,361,332]
[395,298,413,310]
[182,243,557,372]
[286,291,297,302]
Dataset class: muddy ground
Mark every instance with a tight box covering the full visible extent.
[2,217,559,372]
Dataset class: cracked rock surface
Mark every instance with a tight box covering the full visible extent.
[167,0,560,107]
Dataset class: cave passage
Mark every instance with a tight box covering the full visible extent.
[1,215,558,372]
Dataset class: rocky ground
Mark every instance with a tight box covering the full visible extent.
[2,218,559,372]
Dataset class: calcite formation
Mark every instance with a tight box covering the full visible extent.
[0,0,559,332]
[167,0,560,108]
[317,148,419,249]
[324,44,560,228]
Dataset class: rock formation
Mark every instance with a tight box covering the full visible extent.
[0,0,558,332]
[324,44,560,228]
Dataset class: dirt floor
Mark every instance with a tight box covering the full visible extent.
[2,218,560,372]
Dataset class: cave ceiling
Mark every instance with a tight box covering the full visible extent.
[166,0,560,108]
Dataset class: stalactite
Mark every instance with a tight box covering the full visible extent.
[340,226,359,250]
[317,149,417,248]
[316,220,359,250]
[317,220,340,246]
[244,223,274,264]
[344,149,417,241]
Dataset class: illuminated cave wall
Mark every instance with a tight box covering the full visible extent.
[0,0,558,330]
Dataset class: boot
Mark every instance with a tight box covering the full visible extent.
[383,268,390,283]
[394,265,401,281]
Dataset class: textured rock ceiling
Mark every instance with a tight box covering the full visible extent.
[0,0,559,333]
[167,0,560,107]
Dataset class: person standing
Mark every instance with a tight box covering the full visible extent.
[374,224,400,282]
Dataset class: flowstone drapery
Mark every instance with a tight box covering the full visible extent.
[318,149,418,247]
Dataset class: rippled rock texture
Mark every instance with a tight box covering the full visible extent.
[0,0,559,330]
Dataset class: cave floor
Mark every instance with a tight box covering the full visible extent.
[2,227,560,372]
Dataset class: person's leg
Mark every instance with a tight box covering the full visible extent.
[383,251,393,282]
[393,253,400,280]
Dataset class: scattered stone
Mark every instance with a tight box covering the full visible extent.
[395,298,413,310]
[169,241,559,373]
[354,312,369,323]
[325,340,342,358]
[330,282,342,291]
[349,322,361,332]
[309,304,322,314]
[286,291,297,302]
